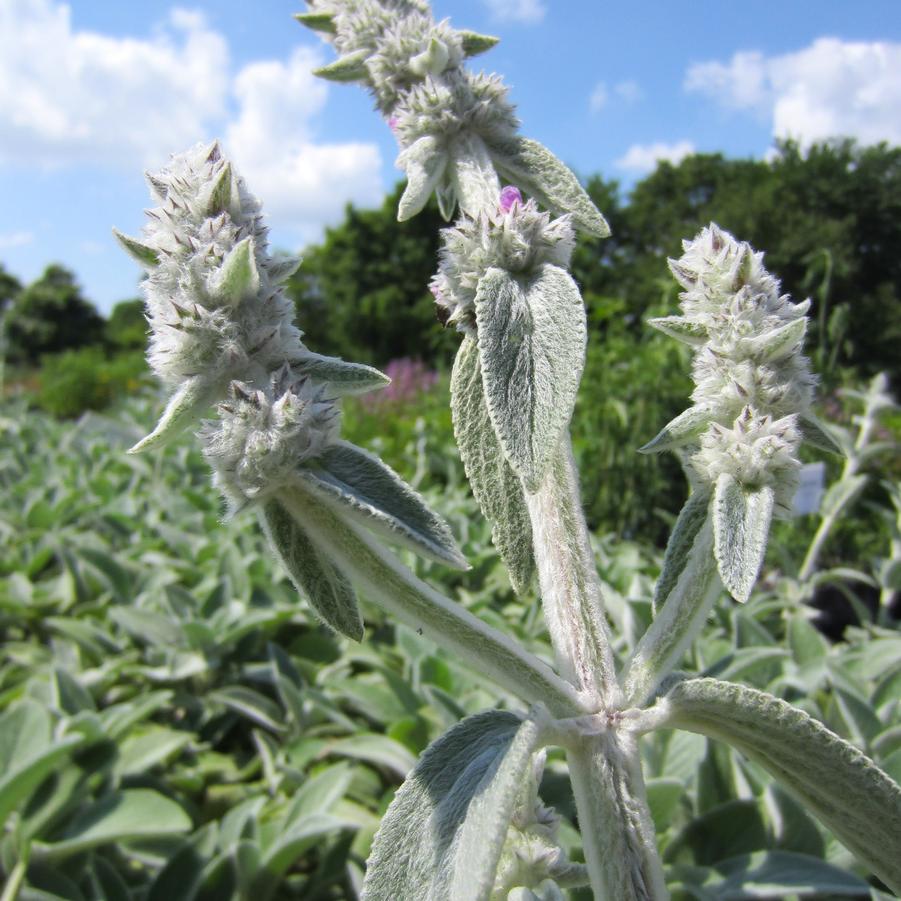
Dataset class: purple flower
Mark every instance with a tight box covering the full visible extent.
[499,185,522,212]
[388,116,399,132]
[360,358,438,411]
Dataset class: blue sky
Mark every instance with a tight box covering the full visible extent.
[2,0,900,313]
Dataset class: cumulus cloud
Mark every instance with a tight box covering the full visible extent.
[482,0,546,25]
[0,2,383,240]
[225,46,383,240]
[0,0,229,168]
[615,141,695,173]
[686,38,901,147]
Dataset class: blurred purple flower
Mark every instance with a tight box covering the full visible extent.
[360,358,438,411]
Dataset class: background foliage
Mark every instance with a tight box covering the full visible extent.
[0,387,898,899]
[2,139,901,898]
[7,140,900,542]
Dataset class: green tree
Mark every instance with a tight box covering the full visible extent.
[285,184,457,367]
[106,298,147,350]
[0,263,20,313]
[6,264,105,364]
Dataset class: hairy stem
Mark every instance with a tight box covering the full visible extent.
[525,440,618,706]
[567,731,668,901]
[0,856,27,901]
[525,440,667,899]
[283,486,586,718]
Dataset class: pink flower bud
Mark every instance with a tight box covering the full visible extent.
[500,185,522,212]
[388,116,399,132]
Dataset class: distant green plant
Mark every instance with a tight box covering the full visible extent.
[105,298,148,351]
[34,347,149,418]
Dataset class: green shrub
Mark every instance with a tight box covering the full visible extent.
[35,347,149,418]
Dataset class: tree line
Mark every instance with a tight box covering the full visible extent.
[5,139,899,384]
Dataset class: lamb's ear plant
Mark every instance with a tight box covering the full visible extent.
[117,2,901,897]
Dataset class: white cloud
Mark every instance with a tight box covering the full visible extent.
[589,83,608,114]
[0,231,34,249]
[482,0,546,25]
[0,2,383,240]
[226,47,383,240]
[0,0,229,168]
[686,38,901,147]
[615,141,695,173]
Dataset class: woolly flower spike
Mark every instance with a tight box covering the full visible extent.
[300,0,608,234]
[306,1,471,113]
[201,367,340,513]
[694,408,802,515]
[643,224,816,458]
[438,191,586,492]
[644,224,827,602]
[431,195,575,333]
[115,141,388,453]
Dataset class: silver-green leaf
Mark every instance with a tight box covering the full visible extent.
[660,677,901,894]
[744,315,807,361]
[260,499,363,641]
[451,335,535,594]
[362,709,543,901]
[202,161,235,217]
[638,405,711,454]
[491,137,609,238]
[397,136,448,221]
[475,265,586,493]
[211,237,259,307]
[458,30,500,57]
[112,228,159,268]
[450,133,500,218]
[646,315,708,346]
[800,413,844,455]
[712,473,774,603]
[293,352,390,397]
[313,49,370,82]
[293,12,336,34]
[296,441,467,569]
[128,376,214,454]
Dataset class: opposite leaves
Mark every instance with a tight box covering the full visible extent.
[660,677,901,894]
[475,265,586,493]
[362,709,543,901]
[450,335,535,594]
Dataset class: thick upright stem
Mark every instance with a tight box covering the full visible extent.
[283,486,586,718]
[525,439,668,899]
[525,440,618,706]
[568,731,669,901]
